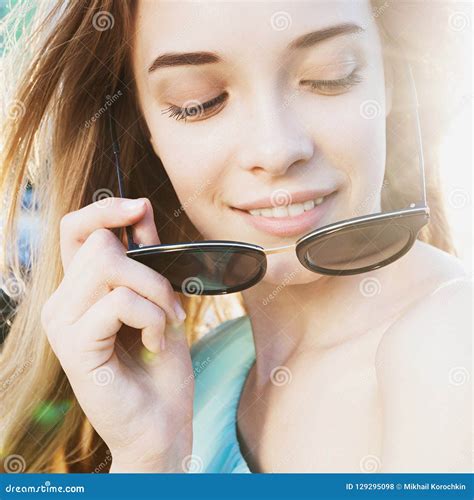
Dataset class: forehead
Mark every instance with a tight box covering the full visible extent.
[132,1,374,67]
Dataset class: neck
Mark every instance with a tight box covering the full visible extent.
[240,259,399,387]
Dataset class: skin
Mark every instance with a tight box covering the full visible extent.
[43,0,471,472]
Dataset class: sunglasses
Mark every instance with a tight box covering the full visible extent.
[106,61,429,296]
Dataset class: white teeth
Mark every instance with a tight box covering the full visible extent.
[273,206,289,218]
[247,196,326,217]
[260,207,274,217]
[288,203,305,217]
[303,200,315,210]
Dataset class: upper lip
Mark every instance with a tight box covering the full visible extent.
[232,189,337,211]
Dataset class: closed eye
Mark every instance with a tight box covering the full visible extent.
[161,92,229,122]
[301,69,363,95]
[161,69,363,123]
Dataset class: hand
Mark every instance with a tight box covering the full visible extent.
[41,197,194,472]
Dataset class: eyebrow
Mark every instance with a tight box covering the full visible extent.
[147,22,365,73]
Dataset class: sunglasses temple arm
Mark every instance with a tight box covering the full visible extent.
[405,60,428,208]
[108,108,138,251]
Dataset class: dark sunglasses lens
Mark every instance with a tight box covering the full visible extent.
[131,246,266,295]
[297,216,424,274]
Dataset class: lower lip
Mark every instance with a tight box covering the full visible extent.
[232,192,337,238]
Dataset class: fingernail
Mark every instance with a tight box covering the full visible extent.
[121,199,145,211]
[160,335,166,351]
[174,301,187,323]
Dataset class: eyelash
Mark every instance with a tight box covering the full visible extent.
[162,70,362,122]
[301,69,363,94]
[161,93,228,122]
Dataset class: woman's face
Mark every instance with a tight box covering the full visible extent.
[132,0,391,287]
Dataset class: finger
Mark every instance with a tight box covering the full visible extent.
[60,197,159,270]
[75,286,167,355]
[117,206,184,321]
[120,197,160,249]
[57,228,184,325]
[131,198,160,246]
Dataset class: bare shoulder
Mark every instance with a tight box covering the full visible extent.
[375,269,471,375]
[376,240,471,359]
[374,241,472,472]
[401,239,468,281]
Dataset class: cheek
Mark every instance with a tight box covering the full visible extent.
[151,125,206,184]
[348,73,389,204]
[149,126,229,234]
[340,110,386,183]
[317,95,387,216]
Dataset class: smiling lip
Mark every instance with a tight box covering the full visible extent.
[234,189,334,211]
[232,191,338,238]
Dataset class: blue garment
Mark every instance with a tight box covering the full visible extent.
[191,315,256,473]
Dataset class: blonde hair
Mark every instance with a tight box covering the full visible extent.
[0,0,457,472]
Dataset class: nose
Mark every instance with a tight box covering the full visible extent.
[236,85,314,177]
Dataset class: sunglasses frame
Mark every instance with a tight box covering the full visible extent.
[106,60,429,295]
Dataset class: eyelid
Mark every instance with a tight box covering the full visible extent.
[161,92,228,122]
[300,68,363,94]
[299,58,358,79]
